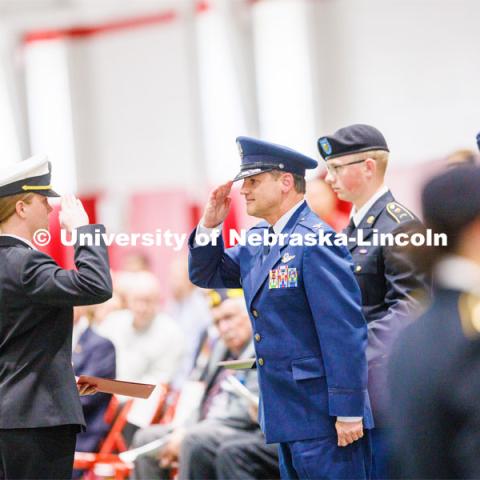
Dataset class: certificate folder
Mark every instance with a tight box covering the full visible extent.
[77,375,156,399]
[217,358,256,370]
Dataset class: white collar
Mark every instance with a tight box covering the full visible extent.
[0,233,37,250]
[272,199,305,234]
[434,255,480,296]
[72,316,90,350]
[351,185,389,227]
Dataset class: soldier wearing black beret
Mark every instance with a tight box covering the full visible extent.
[389,166,480,478]
[0,156,112,479]
[318,124,429,479]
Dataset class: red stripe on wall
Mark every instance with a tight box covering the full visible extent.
[23,10,177,44]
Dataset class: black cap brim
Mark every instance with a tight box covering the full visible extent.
[37,189,60,198]
[232,167,274,182]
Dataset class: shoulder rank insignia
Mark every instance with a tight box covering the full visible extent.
[282,253,295,263]
[386,202,415,223]
[459,293,480,339]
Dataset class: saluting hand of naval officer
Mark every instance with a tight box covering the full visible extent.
[201,180,233,228]
[59,194,89,231]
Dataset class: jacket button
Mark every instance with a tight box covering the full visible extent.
[258,358,264,366]
[254,333,261,342]
[355,265,362,272]
[252,309,259,318]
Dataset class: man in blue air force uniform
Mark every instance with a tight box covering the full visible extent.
[188,137,373,479]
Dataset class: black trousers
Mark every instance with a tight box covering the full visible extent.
[179,421,279,480]
[0,425,78,480]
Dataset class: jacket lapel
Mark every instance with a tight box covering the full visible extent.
[248,201,309,308]
[346,191,394,252]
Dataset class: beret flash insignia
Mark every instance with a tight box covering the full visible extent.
[319,138,332,156]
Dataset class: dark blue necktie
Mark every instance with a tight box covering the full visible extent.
[263,226,275,257]
[344,217,356,237]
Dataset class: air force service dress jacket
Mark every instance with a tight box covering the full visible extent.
[189,202,373,444]
[0,225,112,430]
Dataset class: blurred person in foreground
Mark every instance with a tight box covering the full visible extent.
[389,166,480,479]
[97,271,184,386]
[189,137,372,480]
[72,307,116,452]
[319,124,428,478]
[0,156,112,479]
[164,257,213,388]
[131,289,279,480]
[445,148,478,168]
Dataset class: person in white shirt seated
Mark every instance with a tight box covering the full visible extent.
[97,271,185,387]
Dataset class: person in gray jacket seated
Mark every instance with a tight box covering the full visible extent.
[131,289,279,480]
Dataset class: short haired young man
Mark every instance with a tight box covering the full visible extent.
[319,124,428,478]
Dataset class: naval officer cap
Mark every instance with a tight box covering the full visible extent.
[0,155,60,198]
[422,165,480,232]
[233,136,318,182]
[318,124,389,161]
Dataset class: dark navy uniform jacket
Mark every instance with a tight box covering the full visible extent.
[189,202,373,444]
[346,191,428,421]
[0,225,112,430]
[73,326,116,451]
[389,288,480,479]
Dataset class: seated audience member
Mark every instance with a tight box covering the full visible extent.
[165,257,213,388]
[121,251,152,273]
[97,271,184,385]
[72,306,116,478]
[73,306,116,453]
[389,166,480,478]
[131,289,279,480]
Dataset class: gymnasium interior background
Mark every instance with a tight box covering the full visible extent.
[1,0,479,293]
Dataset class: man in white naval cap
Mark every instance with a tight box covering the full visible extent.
[0,156,112,479]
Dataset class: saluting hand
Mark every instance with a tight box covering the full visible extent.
[335,419,364,447]
[59,195,89,232]
[200,181,233,228]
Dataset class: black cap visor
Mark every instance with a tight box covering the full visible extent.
[233,167,276,182]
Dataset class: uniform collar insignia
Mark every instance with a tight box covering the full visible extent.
[282,253,295,263]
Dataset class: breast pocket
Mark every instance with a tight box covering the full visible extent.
[352,255,378,275]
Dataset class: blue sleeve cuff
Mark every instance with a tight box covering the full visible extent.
[328,389,367,417]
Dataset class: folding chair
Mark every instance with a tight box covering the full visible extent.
[74,385,170,479]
